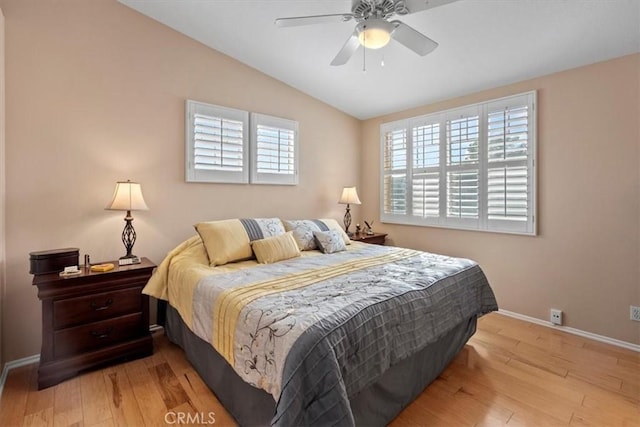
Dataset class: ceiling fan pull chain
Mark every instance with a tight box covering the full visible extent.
[363,30,367,72]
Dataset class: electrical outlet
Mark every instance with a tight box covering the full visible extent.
[550,309,563,325]
[631,306,640,322]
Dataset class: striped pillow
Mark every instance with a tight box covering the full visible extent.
[195,218,285,266]
[251,232,301,264]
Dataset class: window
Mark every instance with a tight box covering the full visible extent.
[380,92,536,235]
[186,101,249,184]
[185,101,298,185]
[251,113,298,185]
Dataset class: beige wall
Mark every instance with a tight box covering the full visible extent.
[361,54,640,345]
[0,0,361,362]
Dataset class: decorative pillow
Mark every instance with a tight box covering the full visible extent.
[195,218,285,266]
[251,232,301,264]
[317,218,351,246]
[284,218,351,250]
[313,230,347,254]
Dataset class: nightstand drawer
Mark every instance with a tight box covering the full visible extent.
[53,312,143,359]
[53,287,143,329]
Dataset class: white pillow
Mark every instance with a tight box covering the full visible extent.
[313,230,347,254]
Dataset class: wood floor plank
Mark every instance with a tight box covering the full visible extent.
[124,358,170,427]
[102,365,145,427]
[583,339,640,364]
[52,376,83,427]
[2,313,638,427]
[158,340,193,377]
[79,371,112,427]
[22,406,54,427]
[24,365,55,418]
[0,365,33,427]
[149,362,192,411]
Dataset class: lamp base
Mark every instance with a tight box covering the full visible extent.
[343,204,352,236]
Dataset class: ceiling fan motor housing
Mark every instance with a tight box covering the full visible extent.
[351,0,410,21]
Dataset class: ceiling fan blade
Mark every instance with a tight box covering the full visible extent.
[397,0,459,15]
[390,21,438,56]
[330,32,360,66]
[275,13,353,28]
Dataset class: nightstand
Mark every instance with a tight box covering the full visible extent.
[351,232,387,245]
[32,257,155,389]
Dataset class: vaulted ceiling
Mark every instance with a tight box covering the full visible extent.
[119,0,640,119]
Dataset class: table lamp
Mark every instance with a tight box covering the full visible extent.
[338,186,361,236]
[106,180,148,261]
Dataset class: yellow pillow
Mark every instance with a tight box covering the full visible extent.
[252,232,301,264]
[195,219,253,266]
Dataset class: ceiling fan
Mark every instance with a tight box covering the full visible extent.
[275,0,457,66]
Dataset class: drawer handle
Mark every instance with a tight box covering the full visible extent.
[90,298,113,311]
[90,327,113,340]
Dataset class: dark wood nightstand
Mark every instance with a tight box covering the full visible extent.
[350,232,387,245]
[32,257,156,389]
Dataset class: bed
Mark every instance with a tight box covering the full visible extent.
[143,218,498,426]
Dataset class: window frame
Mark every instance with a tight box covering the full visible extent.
[380,91,537,236]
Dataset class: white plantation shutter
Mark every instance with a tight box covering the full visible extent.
[185,102,299,186]
[487,166,528,220]
[410,119,441,222]
[380,91,536,235]
[447,170,479,219]
[382,126,408,216]
[445,111,481,228]
[186,100,249,183]
[485,96,534,233]
[412,172,439,217]
[251,113,298,185]
[193,116,244,171]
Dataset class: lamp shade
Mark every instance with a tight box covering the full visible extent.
[357,19,393,49]
[106,180,149,211]
[339,186,361,205]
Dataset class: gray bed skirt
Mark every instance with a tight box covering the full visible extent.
[165,303,476,426]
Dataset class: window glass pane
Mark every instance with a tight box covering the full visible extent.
[488,106,528,162]
[413,124,439,168]
[447,116,479,165]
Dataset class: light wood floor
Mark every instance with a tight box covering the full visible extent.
[1,313,638,426]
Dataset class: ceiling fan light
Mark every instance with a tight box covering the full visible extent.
[357,19,393,49]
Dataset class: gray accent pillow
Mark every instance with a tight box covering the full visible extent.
[313,230,347,254]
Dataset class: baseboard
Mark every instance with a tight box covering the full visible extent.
[149,323,164,333]
[0,353,39,397]
[497,309,640,352]
[0,324,164,398]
